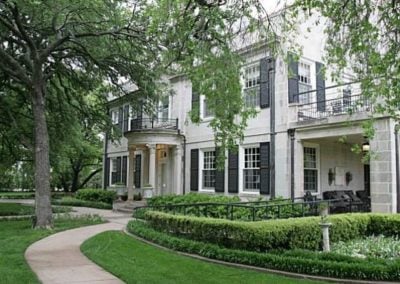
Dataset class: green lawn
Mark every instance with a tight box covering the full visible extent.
[0,192,35,199]
[0,216,103,284]
[82,231,326,284]
[0,203,71,216]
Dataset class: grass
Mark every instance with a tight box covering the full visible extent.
[82,231,325,284]
[0,192,35,199]
[0,203,72,216]
[0,215,104,284]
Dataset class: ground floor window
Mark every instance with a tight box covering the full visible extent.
[202,151,216,189]
[304,146,319,192]
[243,147,260,191]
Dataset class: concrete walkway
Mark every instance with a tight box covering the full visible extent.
[25,207,132,284]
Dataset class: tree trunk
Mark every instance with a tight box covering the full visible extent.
[71,168,80,192]
[32,84,53,228]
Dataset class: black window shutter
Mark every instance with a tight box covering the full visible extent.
[288,53,299,104]
[105,157,110,187]
[190,149,199,191]
[260,142,270,195]
[116,156,122,183]
[122,156,127,185]
[118,107,123,130]
[260,57,275,108]
[123,105,129,132]
[215,147,225,193]
[316,62,326,111]
[228,150,239,193]
[134,154,141,188]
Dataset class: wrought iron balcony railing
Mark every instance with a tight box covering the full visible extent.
[130,118,179,131]
[298,94,372,122]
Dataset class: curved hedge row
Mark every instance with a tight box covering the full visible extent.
[144,211,400,251]
[128,220,400,281]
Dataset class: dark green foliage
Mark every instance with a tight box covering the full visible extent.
[75,188,116,205]
[144,211,400,252]
[128,220,400,281]
[52,197,112,209]
[0,203,71,216]
[147,193,240,206]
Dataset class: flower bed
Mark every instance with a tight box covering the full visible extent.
[332,235,400,260]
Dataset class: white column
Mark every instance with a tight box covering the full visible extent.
[174,145,183,195]
[148,144,156,191]
[127,151,135,201]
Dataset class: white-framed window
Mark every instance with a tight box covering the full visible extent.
[202,150,216,189]
[158,96,169,122]
[202,97,214,118]
[111,110,119,125]
[303,144,320,192]
[243,63,260,108]
[298,62,312,104]
[243,147,260,191]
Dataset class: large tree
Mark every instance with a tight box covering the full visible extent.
[0,0,267,227]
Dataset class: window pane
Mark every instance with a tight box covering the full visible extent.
[304,147,316,168]
[203,151,216,188]
[304,169,318,192]
[243,147,260,191]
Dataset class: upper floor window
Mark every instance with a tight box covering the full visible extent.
[202,151,216,189]
[298,62,312,104]
[158,96,169,122]
[202,98,214,118]
[243,64,260,108]
[243,147,260,191]
[111,110,119,125]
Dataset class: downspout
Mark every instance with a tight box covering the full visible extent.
[270,65,276,198]
[288,128,296,201]
[182,133,187,195]
[395,124,400,213]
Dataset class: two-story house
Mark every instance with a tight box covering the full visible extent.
[103,16,400,214]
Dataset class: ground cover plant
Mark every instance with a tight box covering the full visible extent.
[52,197,112,209]
[127,220,400,281]
[0,215,103,283]
[0,203,71,216]
[82,230,324,284]
[332,235,400,260]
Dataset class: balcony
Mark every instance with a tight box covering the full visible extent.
[296,83,372,123]
[130,118,179,132]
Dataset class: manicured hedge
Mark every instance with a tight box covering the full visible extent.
[147,193,240,206]
[52,197,112,209]
[76,189,116,205]
[144,211,395,251]
[127,220,400,281]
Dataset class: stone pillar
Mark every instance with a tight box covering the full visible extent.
[127,151,135,201]
[370,119,397,213]
[173,145,183,195]
[148,144,156,191]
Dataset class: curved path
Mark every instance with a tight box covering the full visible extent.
[25,207,132,284]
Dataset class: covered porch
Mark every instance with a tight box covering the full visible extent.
[124,129,183,200]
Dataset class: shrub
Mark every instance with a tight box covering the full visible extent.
[52,197,112,209]
[76,189,116,204]
[146,193,240,206]
[127,220,400,281]
[144,211,400,251]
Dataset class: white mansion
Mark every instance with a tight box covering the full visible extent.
[102,17,400,214]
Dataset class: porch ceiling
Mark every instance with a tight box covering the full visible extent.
[304,134,364,145]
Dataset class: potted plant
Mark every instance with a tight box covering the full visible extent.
[143,184,153,198]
